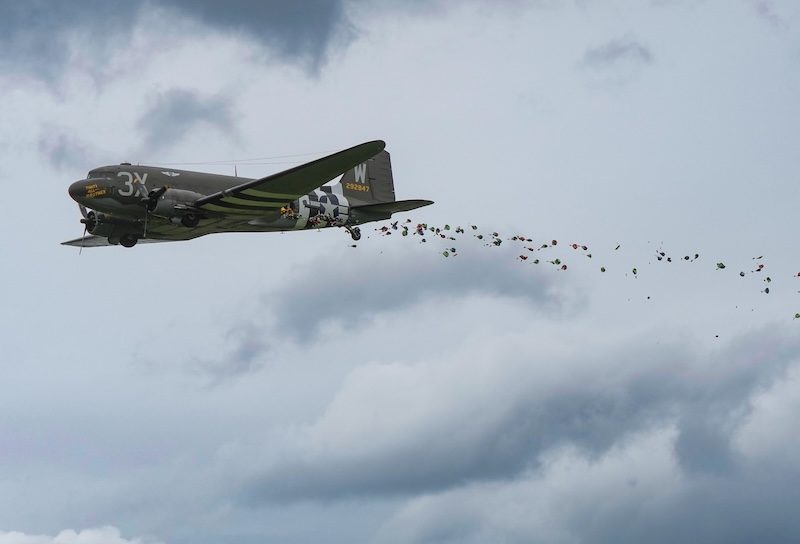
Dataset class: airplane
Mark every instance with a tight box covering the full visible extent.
[62,140,433,248]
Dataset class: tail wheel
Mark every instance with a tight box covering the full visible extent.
[350,227,361,241]
[119,234,138,248]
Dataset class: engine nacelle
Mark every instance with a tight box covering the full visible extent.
[84,211,141,241]
[149,188,204,218]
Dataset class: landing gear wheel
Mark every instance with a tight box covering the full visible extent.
[119,234,138,248]
[181,213,200,228]
[350,227,361,241]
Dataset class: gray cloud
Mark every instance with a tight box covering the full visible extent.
[751,0,784,26]
[137,88,236,151]
[0,1,351,80]
[162,0,350,70]
[193,324,271,384]
[0,1,524,82]
[204,245,570,381]
[37,128,92,172]
[581,36,654,68]
[236,326,800,503]
[270,245,567,338]
[379,422,800,544]
[0,1,137,81]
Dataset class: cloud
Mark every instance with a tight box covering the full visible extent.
[372,333,800,544]
[235,325,800,503]
[378,420,800,544]
[0,1,138,81]
[0,1,532,83]
[136,88,237,151]
[37,128,92,172]
[750,0,784,26]
[377,428,684,544]
[195,324,271,384]
[581,36,654,68]
[0,527,162,544]
[0,1,352,80]
[270,245,567,339]
[203,244,571,380]
[161,0,351,70]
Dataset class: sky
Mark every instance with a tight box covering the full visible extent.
[1,0,800,542]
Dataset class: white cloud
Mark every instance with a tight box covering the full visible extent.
[235,323,800,504]
[0,527,161,544]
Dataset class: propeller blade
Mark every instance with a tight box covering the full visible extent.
[147,186,168,200]
[79,224,87,256]
[78,204,88,218]
[142,186,169,214]
[139,186,168,237]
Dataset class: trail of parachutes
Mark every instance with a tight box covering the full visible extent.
[357,218,799,321]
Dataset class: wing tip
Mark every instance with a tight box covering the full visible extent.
[60,238,88,247]
[363,139,386,152]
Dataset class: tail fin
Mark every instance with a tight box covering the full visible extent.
[339,150,395,205]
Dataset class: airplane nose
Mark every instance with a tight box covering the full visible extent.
[68,180,86,201]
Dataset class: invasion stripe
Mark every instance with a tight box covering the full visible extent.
[205,199,284,210]
[221,193,291,204]
[200,203,276,215]
[221,196,287,207]
[241,188,299,199]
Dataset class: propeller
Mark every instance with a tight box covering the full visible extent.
[140,186,169,238]
[79,222,87,255]
[77,204,90,255]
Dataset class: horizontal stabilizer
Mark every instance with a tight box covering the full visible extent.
[351,199,433,214]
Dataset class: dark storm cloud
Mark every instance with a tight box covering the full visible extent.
[238,327,800,502]
[0,1,137,80]
[581,36,654,67]
[0,0,350,79]
[161,0,350,69]
[137,88,236,151]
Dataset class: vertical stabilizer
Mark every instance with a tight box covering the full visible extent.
[338,150,395,205]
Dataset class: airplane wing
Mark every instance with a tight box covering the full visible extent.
[61,235,174,247]
[194,140,385,215]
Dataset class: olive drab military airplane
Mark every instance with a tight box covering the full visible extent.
[63,140,433,248]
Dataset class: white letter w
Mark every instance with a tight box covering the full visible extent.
[354,163,367,184]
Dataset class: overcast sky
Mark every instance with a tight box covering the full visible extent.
[1,1,800,543]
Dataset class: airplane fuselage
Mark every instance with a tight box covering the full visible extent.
[68,163,357,244]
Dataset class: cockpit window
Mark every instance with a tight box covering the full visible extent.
[88,169,114,179]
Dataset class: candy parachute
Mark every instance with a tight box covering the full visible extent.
[364,219,799,320]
